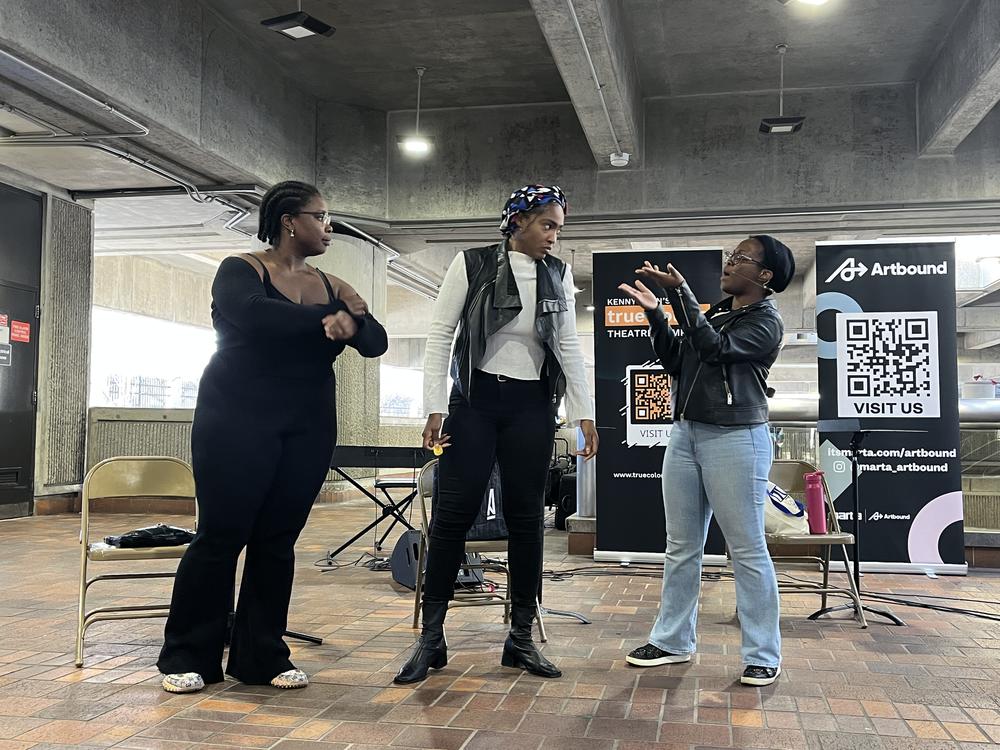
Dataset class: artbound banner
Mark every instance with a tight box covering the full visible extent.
[815,242,965,573]
[592,248,724,559]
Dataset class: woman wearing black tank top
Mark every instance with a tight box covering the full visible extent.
[157,181,387,693]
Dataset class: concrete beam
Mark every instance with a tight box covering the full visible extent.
[918,0,1000,156]
[965,330,1000,349]
[0,0,317,189]
[529,0,642,167]
[957,307,1000,331]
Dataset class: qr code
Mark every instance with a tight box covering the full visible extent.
[630,369,671,422]
[836,311,939,418]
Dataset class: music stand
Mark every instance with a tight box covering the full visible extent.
[326,446,432,561]
[808,419,924,627]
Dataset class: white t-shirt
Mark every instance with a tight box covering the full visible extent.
[423,250,594,426]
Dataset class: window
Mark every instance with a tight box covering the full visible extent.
[380,364,424,419]
[380,336,429,421]
[89,307,216,409]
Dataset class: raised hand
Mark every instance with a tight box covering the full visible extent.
[617,279,661,311]
[635,260,685,289]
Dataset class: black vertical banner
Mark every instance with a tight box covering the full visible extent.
[816,242,965,571]
[593,249,723,558]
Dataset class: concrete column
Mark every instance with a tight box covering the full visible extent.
[310,236,389,485]
[34,197,93,507]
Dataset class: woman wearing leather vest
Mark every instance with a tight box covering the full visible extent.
[617,235,794,688]
[395,185,598,684]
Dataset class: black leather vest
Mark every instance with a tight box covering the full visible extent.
[449,240,569,412]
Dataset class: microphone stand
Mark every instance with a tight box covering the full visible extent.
[808,423,905,626]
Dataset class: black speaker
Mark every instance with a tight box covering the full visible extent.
[390,530,486,591]
[390,529,423,590]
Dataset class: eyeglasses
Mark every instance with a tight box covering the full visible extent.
[294,211,332,225]
[725,250,767,268]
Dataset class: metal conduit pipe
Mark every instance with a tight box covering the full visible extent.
[0,101,57,137]
[564,0,622,154]
[0,48,148,141]
[0,119,253,235]
[0,51,255,234]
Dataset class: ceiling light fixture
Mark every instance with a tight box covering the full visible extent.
[760,43,805,134]
[397,66,433,157]
[776,0,829,5]
[261,1,336,39]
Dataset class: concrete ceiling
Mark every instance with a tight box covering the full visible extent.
[200,0,964,112]
[619,0,961,97]
[199,0,568,109]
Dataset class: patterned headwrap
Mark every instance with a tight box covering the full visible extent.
[499,184,568,236]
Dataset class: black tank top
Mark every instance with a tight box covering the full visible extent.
[208,255,346,382]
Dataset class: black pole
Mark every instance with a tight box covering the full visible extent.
[850,431,863,593]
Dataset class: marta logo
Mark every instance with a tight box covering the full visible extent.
[826,258,948,283]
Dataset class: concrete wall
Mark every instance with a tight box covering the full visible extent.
[386,85,1000,220]
[311,237,389,462]
[387,103,595,219]
[317,102,388,218]
[93,256,214,328]
[0,0,316,186]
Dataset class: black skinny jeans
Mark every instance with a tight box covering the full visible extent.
[422,370,556,610]
[156,362,336,685]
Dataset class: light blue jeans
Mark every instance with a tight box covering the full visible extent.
[648,420,781,668]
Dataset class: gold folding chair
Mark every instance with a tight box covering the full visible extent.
[766,459,867,628]
[412,459,547,640]
[76,456,197,666]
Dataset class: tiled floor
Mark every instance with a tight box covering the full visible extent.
[2,497,1000,750]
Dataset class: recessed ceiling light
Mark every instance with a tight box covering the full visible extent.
[261,5,335,40]
[760,116,806,134]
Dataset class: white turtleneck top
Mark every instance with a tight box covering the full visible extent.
[423,250,594,426]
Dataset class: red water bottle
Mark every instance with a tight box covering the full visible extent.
[804,471,827,534]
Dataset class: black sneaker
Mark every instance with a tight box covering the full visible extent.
[625,643,691,667]
[740,665,780,686]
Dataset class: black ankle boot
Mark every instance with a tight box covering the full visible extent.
[500,605,561,678]
[394,598,448,684]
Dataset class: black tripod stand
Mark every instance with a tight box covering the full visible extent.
[808,421,906,627]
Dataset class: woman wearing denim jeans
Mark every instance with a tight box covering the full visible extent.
[617,235,794,687]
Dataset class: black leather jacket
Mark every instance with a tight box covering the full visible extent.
[449,240,569,411]
[648,282,783,426]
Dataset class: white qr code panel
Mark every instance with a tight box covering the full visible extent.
[836,311,939,418]
[624,364,672,447]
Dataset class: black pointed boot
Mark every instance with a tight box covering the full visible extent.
[394,598,448,684]
[501,605,561,678]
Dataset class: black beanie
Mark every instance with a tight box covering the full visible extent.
[750,235,795,293]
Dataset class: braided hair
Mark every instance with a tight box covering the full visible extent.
[257,180,321,246]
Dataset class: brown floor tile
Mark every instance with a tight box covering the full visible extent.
[389,725,472,749]
[518,714,590,737]
[322,720,404,745]
[540,738,613,750]
[2,509,1000,750]
[447,709,522,732]
[463,730,544,750]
